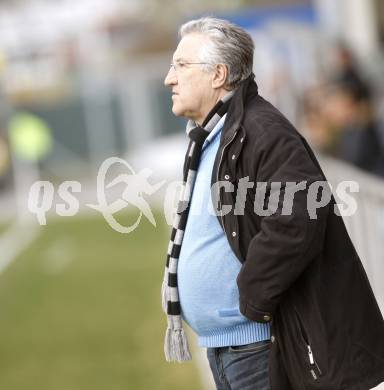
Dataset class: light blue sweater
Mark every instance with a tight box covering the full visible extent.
[178,115,270,348]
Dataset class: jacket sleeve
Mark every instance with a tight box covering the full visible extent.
[237,124,330,323]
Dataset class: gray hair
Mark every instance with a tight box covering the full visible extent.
[179,17,254,89]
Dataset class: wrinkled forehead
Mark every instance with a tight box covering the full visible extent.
[172,33,208,62]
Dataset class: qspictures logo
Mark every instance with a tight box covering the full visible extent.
[27,157,359,234]
[86,157,165,233]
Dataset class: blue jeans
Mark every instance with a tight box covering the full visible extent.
[206,339,271,390]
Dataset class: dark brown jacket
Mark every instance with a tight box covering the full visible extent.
[210,74,384,389]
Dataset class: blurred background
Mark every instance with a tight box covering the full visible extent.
[0,0,383,389]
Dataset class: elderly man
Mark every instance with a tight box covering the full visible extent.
[161,17,384,390]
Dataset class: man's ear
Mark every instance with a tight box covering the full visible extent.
[211,63,228,89]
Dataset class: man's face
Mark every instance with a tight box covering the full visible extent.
[164,34,216,124]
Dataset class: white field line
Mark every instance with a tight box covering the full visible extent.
[0,222,40,274]
[194,345,215,390]
[186,328,215,390]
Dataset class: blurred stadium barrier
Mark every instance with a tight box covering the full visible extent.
[319,154,384,315]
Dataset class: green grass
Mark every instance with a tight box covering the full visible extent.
[0,220,11,235]
[0,212,201,390]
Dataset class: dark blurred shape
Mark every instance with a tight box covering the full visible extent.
[303,44,384,177]
[333,42,372,103]
[329,44,384,176]
[326,83,384,176]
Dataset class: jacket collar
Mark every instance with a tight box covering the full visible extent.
[221,73,259,142]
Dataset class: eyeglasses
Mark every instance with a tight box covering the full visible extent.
[169,61,212,73]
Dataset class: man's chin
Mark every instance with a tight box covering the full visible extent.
[171,105,194,121]
[171,105,184,118]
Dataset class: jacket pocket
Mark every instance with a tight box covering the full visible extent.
[293,307,323,381]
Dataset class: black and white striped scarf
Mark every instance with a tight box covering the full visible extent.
[161,91,234,362]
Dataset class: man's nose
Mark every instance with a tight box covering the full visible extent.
[164,68,177,86]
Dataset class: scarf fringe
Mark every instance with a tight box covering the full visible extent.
[164,327,192,362]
